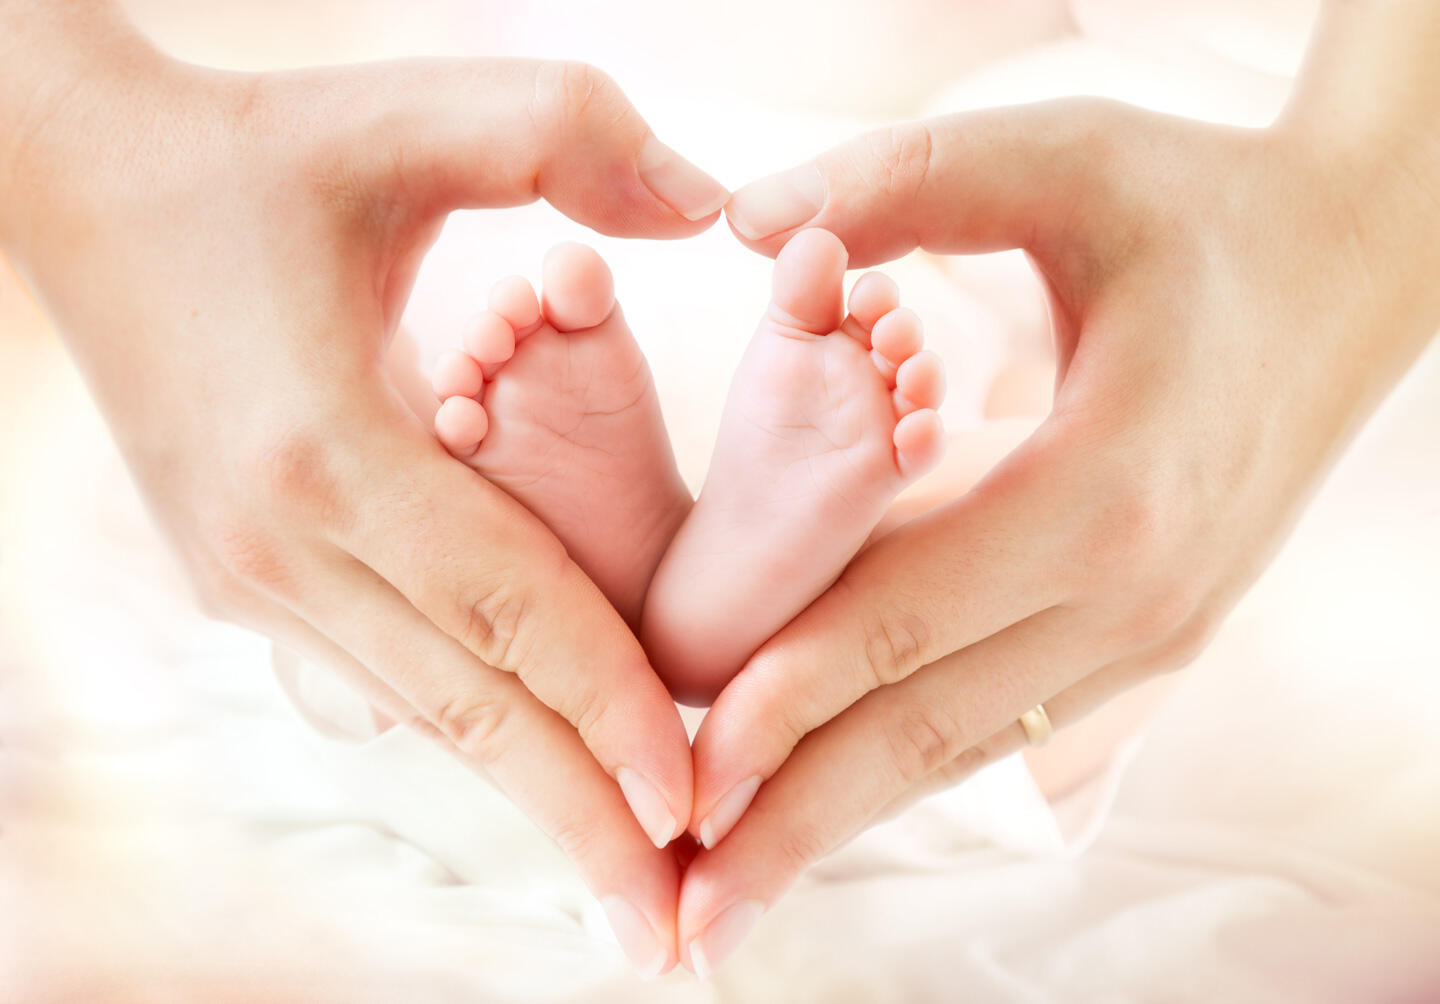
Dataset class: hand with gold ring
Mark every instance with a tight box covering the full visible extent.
[670,0,1440,976]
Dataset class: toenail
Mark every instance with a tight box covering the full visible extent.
[727,165,827,241]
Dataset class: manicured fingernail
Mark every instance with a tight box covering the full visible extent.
[638,136,730,221]
[698,775,761,850]
[688,899,766,980]
[600,895,667,980]
[616,766,677,849]
[726,164,827,241]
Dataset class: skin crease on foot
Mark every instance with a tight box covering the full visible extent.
[432,229,946,708]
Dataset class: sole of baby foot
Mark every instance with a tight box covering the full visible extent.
[432,242,692,629]
[641,228,945,706]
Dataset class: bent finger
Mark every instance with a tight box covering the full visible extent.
[677,605,1112,976]
[285,553,685,975]
[688,430,1077,846]
[323,426,693,848]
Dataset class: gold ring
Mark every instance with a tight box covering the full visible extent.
[1018,704,1053,747]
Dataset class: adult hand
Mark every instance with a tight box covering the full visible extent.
[0,3,729,976]
[675,1,1440,974]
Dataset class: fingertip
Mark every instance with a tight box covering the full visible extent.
[727,164,827,243]
[637,135,730,223]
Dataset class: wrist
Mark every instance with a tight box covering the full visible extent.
[0,2,175,256]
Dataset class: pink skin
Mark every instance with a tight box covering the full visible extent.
[433,243,692,631]
[641,229,945,706]
[431,230,944,709]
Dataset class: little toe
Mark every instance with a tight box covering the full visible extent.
[432,349,485,401]
[893,350,946,415]
[463,312,517,369]
[489,275,542,336]
[542,242,617,332]
[893,409,945,480]
[434,395,490,460]
[768,228,848,335]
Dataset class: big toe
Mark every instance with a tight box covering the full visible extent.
[768,228,848,334]
[542,242,617,331]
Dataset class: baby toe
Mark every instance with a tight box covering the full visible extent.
[463,311,517,369]
[847,272,900,332]
[767,228,847,335]
[434,396,490,460]
[893,409,944,481]
[542,242,616,332]
[489,275,542,335]
[893,349,946,415]
[432,349,485,400]
[870,306,924,383]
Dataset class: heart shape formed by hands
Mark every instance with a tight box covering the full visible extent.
[429,227,948,712]
[417,225,948,973]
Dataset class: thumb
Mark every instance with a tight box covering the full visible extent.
[303,58,729,236]
[724,98,1129,268]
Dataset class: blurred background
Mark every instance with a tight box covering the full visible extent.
[4,0,1439,1000]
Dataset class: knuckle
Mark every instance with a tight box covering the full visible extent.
[532,60,622,134]
[884,705,965,784]
[774,823,830,876]
[549,811,604,863]
[244,425,347,518]
[459,579,532,672]
[454,530,570,672]
[432,691,512,763]
[858,122,935,199]
[204,518,294,595]
[403,714,450,750]
[858,604,931,690]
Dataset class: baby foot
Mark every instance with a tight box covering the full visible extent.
[641,229,945,705]
[431,243,691,629]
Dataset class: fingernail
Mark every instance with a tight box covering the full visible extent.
[638,136,730,221]
[600,895,668,980]
[617,766,677,849]
[698,775,761,850]
[726,164,827,241]
[688,899,766,980]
